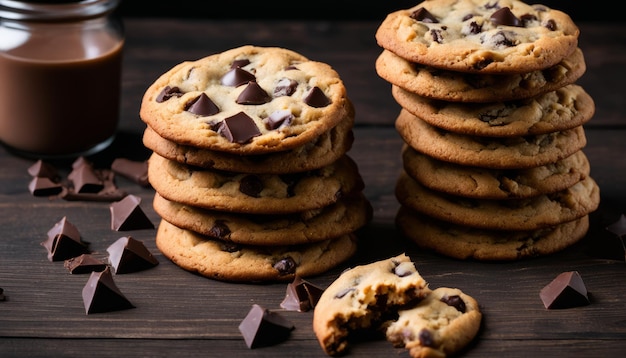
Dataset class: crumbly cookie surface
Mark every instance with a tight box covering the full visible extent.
[375,0,580,73]
[394,84,594,137]
[140,45,350,154]
[375,47,585,102]
[395,109,586,169]
[396,171,600,231]
[152,192,372,246]
[147,153,364,214]
[386,287,482,358]
[396,206,590,260]
[402,146,590,199]
[155,219,357,282]
[313,253,431,356]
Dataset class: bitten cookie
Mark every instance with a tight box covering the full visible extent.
[140,45,351,154]
[395,109,586,169]
[313,253,431,356]
[152,192,372,246]
[396,171,600,231]
[375,0,580,73]
[142,106,354,173]
[155,219,358,282]
[147,153,365,214]
[393,84,595,137]
[385,287,482,358]
[402,145,591,199]
[396,206,590,260]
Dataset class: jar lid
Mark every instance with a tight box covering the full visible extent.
[0,0,119,20]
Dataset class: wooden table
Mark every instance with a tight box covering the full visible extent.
[1,18,625,357]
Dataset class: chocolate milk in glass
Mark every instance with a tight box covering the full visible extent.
[0,0,124,158]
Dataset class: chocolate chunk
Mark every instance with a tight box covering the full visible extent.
[156,86,183,102]
[410,7,438,23]
[220,241,241,253]
[209,220,231,239]
[111,158,150,187]
[490,7,522,27]
[273,256,297,275]
[280,276,325,312]
[41,216,90,261]
[540,271,590,309]
[221,67,256,87]
[109,194,154,231]
[334,287,355,299]
[82,267,135,314]
[64,254,107,274]
[273,78,298,97]
[27,160,59,180]
[440,295,466,313]
[419,329,435,347]
[239,175,263,197]
[238,304,294,349]
[106,236,159,274]
[393,262,414,277]
[430,29,444,43]
[218,112,261,144]
[264,110,294,130]
[544,19,557,31]
[185,93,220,116]
[28,176,63,196]
[303,86,331,108]
[490,30,517,47]
[606,214,626,237]
[230,59,250,69]
[236,81,271,105]
[68,162,104,193]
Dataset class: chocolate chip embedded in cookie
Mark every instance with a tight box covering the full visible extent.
[140,45,350,155]
[385,287,482,358]
[313,253,431,356]
[375,0,580,74]
[155,219,358,282]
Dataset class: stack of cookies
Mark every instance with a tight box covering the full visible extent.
[375,0,600,260]
[139,45,372,281]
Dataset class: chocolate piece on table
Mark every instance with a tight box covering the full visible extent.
[28,176,63,196]
[185,93,220,116]
[218,112,261,143]
[107,236,159,274]
[82,267,135,314]
[64,254,108,274]
[303,86,331,108]
[42,216,90,261]
[27,159,60,180]
[68,162,104,193]
[110,194,154,231]
[280,276,325,312]
[606,214,626,260]
[239,304,294,349]
[236,81,271,105]
[540,271,590,309]
[111,158,150,187]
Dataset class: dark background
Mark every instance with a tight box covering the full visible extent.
[117,1,610,22]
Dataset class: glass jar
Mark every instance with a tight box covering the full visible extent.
[0,0,124,159]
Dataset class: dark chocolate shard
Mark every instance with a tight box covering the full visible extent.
[42,216,90,261]
[303,86,331,108]
[185,93,220,116]
[82,267,135,314]
[68,162,104,193]
[107,236,159,274]
[230,59,250,69]
[236,81,271,105]
[221,67,256,87]
[239,304,294,349]
[156,85,183,102]
[209,220,231,239]
[273,256,297,276]
[490,7,522,27]
[273,78,298,97]
[239,175,263,197]
[111,158,150,187]
[110,194,154,231]
[440,295,466,313]
[280,276,325,312]
[27,160,59,180]
[264,110,294,130]
[218,112,261,144]
[540,271,590,309]
[410,7,438,23]
[65,254,108,274]
[28,176,63,196]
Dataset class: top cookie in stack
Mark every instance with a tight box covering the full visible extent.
[375,0,600,260]
[139,45,372,281]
